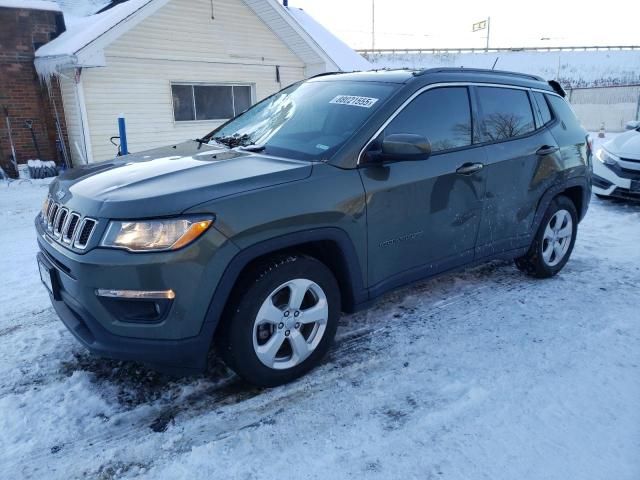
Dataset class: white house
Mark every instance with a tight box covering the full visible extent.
[35,0,371,164]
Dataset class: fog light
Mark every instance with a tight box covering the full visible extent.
[95,289,175,300]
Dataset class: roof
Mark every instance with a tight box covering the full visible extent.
[284,7,371,72]
[0,0,61,12]
[34,0,370,76]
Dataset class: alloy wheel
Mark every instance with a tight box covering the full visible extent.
[541,209,573,267]
[252,278,329,370]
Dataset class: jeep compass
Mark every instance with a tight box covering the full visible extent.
[36,69,592,386]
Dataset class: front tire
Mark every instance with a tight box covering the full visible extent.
[218,254,340,387]
[515,195,578,278]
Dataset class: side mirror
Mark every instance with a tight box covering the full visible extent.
[625,120,640,130]
[366,133,431,164]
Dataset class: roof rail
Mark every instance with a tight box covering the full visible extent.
[308,71,348,79]
[414,67,545,82]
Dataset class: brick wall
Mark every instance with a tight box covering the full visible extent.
[0,6,69,177]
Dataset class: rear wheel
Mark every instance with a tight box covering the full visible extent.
[218,254,340,387]
[515,195,578,278]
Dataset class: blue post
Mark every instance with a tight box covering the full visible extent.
[118,114,129,155]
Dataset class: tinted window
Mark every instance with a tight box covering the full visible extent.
[194,85,234,120]
[385,87,472,153]
[477,87,535,141]
[171,84,254,121]
[171,84,194,121]
[546,94,582,130]
[532,91,553,125]
[233,85,252,114]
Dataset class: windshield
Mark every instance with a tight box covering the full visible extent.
[206,80,397,160]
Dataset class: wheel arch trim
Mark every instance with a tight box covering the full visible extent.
[531,177,590,234]
[199,227,367,348]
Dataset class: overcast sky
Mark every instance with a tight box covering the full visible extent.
[291,0,639,50]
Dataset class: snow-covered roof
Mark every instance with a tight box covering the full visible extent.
[36,0,154,58]
[53,0,112,17]
[285,7,370,72]
[0,0,61,12]
[35,0,370,76]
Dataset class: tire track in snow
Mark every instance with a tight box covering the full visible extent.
[2,267,530,476]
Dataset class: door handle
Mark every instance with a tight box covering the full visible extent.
[536,145,559,156]
[456,162,484,175]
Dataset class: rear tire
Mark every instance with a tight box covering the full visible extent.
[217,254,340,387]
[515,195,578,278]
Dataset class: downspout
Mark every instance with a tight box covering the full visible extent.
[74,68,93,164]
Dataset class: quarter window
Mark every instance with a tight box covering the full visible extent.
[546,94,582,131]
[532,91,553,126]
[477,87,535,141]
[385,87,472,153]
[171,84,253,122]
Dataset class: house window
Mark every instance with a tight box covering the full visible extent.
[171,83,253,122]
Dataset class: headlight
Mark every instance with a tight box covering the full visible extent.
[595,148,619,165]
[101,216,213,252]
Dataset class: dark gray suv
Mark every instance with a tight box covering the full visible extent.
[36,69,592,386]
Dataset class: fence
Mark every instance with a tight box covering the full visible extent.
[567,85,640,132]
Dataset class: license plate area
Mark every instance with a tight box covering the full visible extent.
[38,256,60,300]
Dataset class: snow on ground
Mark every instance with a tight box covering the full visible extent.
[0,156,639,479]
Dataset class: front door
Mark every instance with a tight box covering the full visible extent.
[359,86,487,293]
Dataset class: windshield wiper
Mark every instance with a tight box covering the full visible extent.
[213,134,252,148]
[238,144,266,152]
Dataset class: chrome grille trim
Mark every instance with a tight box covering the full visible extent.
[53,207,68,237]
[41,196,98,251]
[73,218,97,250]
[62,213,81,244]
[47,203,59,230]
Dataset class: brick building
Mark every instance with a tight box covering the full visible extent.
[0,1,69,176]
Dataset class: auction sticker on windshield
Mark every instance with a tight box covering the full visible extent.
[329,95,379,108]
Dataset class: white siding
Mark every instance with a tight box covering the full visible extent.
[58,73,87,166]
[81,0,306,161]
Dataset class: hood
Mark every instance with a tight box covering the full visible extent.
[49,142,313,218]
[604,129,640,160]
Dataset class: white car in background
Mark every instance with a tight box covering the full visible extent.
[592,120,640,201]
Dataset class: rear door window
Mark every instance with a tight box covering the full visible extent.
[477,87,535,141]
[384,87,472,153]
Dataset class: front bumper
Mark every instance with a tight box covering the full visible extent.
[592,157,640,201]
[35,216,239,373]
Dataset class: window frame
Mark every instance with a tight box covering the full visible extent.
[358,82,565,166]
[170,82,255,123]
[381,86,475,157]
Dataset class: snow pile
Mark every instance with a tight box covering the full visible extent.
[286,7,371,72]
[0,0,61,12]
[26,160,58,179]
[366,49,640,87]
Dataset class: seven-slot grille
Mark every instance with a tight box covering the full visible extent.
[42,197,97,250]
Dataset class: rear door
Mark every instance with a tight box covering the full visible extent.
[360,86,487,292]
[474,86,562,257]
